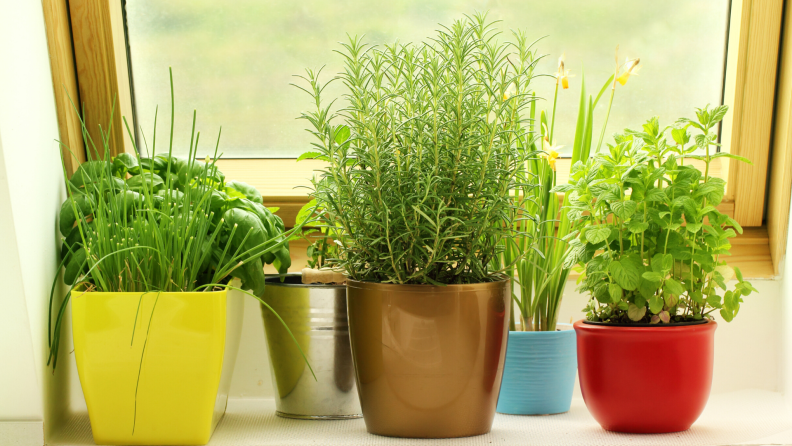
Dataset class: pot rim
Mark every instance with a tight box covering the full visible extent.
[583,318,709,327]
[264,273,346,289]
[347,276,509,293]
[71,288,228,297]
[508,327,575,337]
[573,318,717,333]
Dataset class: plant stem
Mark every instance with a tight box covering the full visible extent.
[595,76,617,154]
[549,81,559,144]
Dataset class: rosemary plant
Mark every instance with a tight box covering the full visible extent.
[296,14,541,285]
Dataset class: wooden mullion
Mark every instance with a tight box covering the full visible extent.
[726,0,784,227]
[767,0,792,275]
[42,0,86,175]
[68,0,134,161]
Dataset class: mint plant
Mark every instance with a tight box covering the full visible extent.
[558,105,757,324]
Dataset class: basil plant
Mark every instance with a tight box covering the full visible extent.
[558,105,757,324]
[59,154,291,297]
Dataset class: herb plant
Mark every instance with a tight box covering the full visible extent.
[59,154,291,293]
[559,105,757,324]
[49,71,305,371]
[293,198,340,270]
[499,50,640,331]
[297,14,540,285]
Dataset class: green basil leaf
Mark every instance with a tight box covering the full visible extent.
[59,193,95,236]
[226,180,263,204]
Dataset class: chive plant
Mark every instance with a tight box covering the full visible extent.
[296,13,542,285]
[49,70,310,372]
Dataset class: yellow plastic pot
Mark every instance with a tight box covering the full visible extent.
[71,288,243,445]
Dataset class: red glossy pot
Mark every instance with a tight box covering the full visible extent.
[574,319,717,433]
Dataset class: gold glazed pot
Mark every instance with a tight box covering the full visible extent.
[347,279,510,438]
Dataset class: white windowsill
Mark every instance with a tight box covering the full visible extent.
[45,389,792,446]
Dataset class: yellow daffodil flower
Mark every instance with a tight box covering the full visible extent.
[555,53,572,89]
[545,147,562,170]
[616,57,641,86]
[540,146,564,170]
[539,124,563,170]
[503,84,517,101]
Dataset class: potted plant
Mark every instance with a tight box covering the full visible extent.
[496,53,640,415]
[564,104,757,433]
[297,14,538,438]
[49,72,308,445]
[257,198,362,419]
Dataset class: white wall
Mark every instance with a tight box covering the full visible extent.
[0,0,65,439]
[781,202,792,408]
[225,278,783,400]
[559,281,783,396]
[0,136,44,422]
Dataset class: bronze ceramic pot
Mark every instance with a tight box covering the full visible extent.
[347,279,510,438]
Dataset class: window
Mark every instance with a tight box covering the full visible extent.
[46,0,786,274]
[124,0,729,158]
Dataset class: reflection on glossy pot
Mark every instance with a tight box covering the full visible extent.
[347,279,510,438]
[260,275,361,419]
[574,319,716,433]
[72,289,242,445]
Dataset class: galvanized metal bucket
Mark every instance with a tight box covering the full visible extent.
[260,274,362,419]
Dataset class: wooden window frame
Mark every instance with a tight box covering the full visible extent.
[42,0,790,277]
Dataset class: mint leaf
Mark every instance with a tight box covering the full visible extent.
[608,283,623,303]
[627,221,649,233]
[645,188,667,202]
[609,260,640,291]
[638,278,658,300]
[628,303,646,321]
[649,296,664,313]
[642,271,664,282]
[611,200,638,220]
[585,226,611,244]
[664,278,685,296]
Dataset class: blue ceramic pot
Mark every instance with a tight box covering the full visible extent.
[496,326,577,415]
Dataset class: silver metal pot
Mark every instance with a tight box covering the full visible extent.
[260,274,362,419]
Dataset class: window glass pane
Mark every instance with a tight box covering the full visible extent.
[125,1,729,158]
